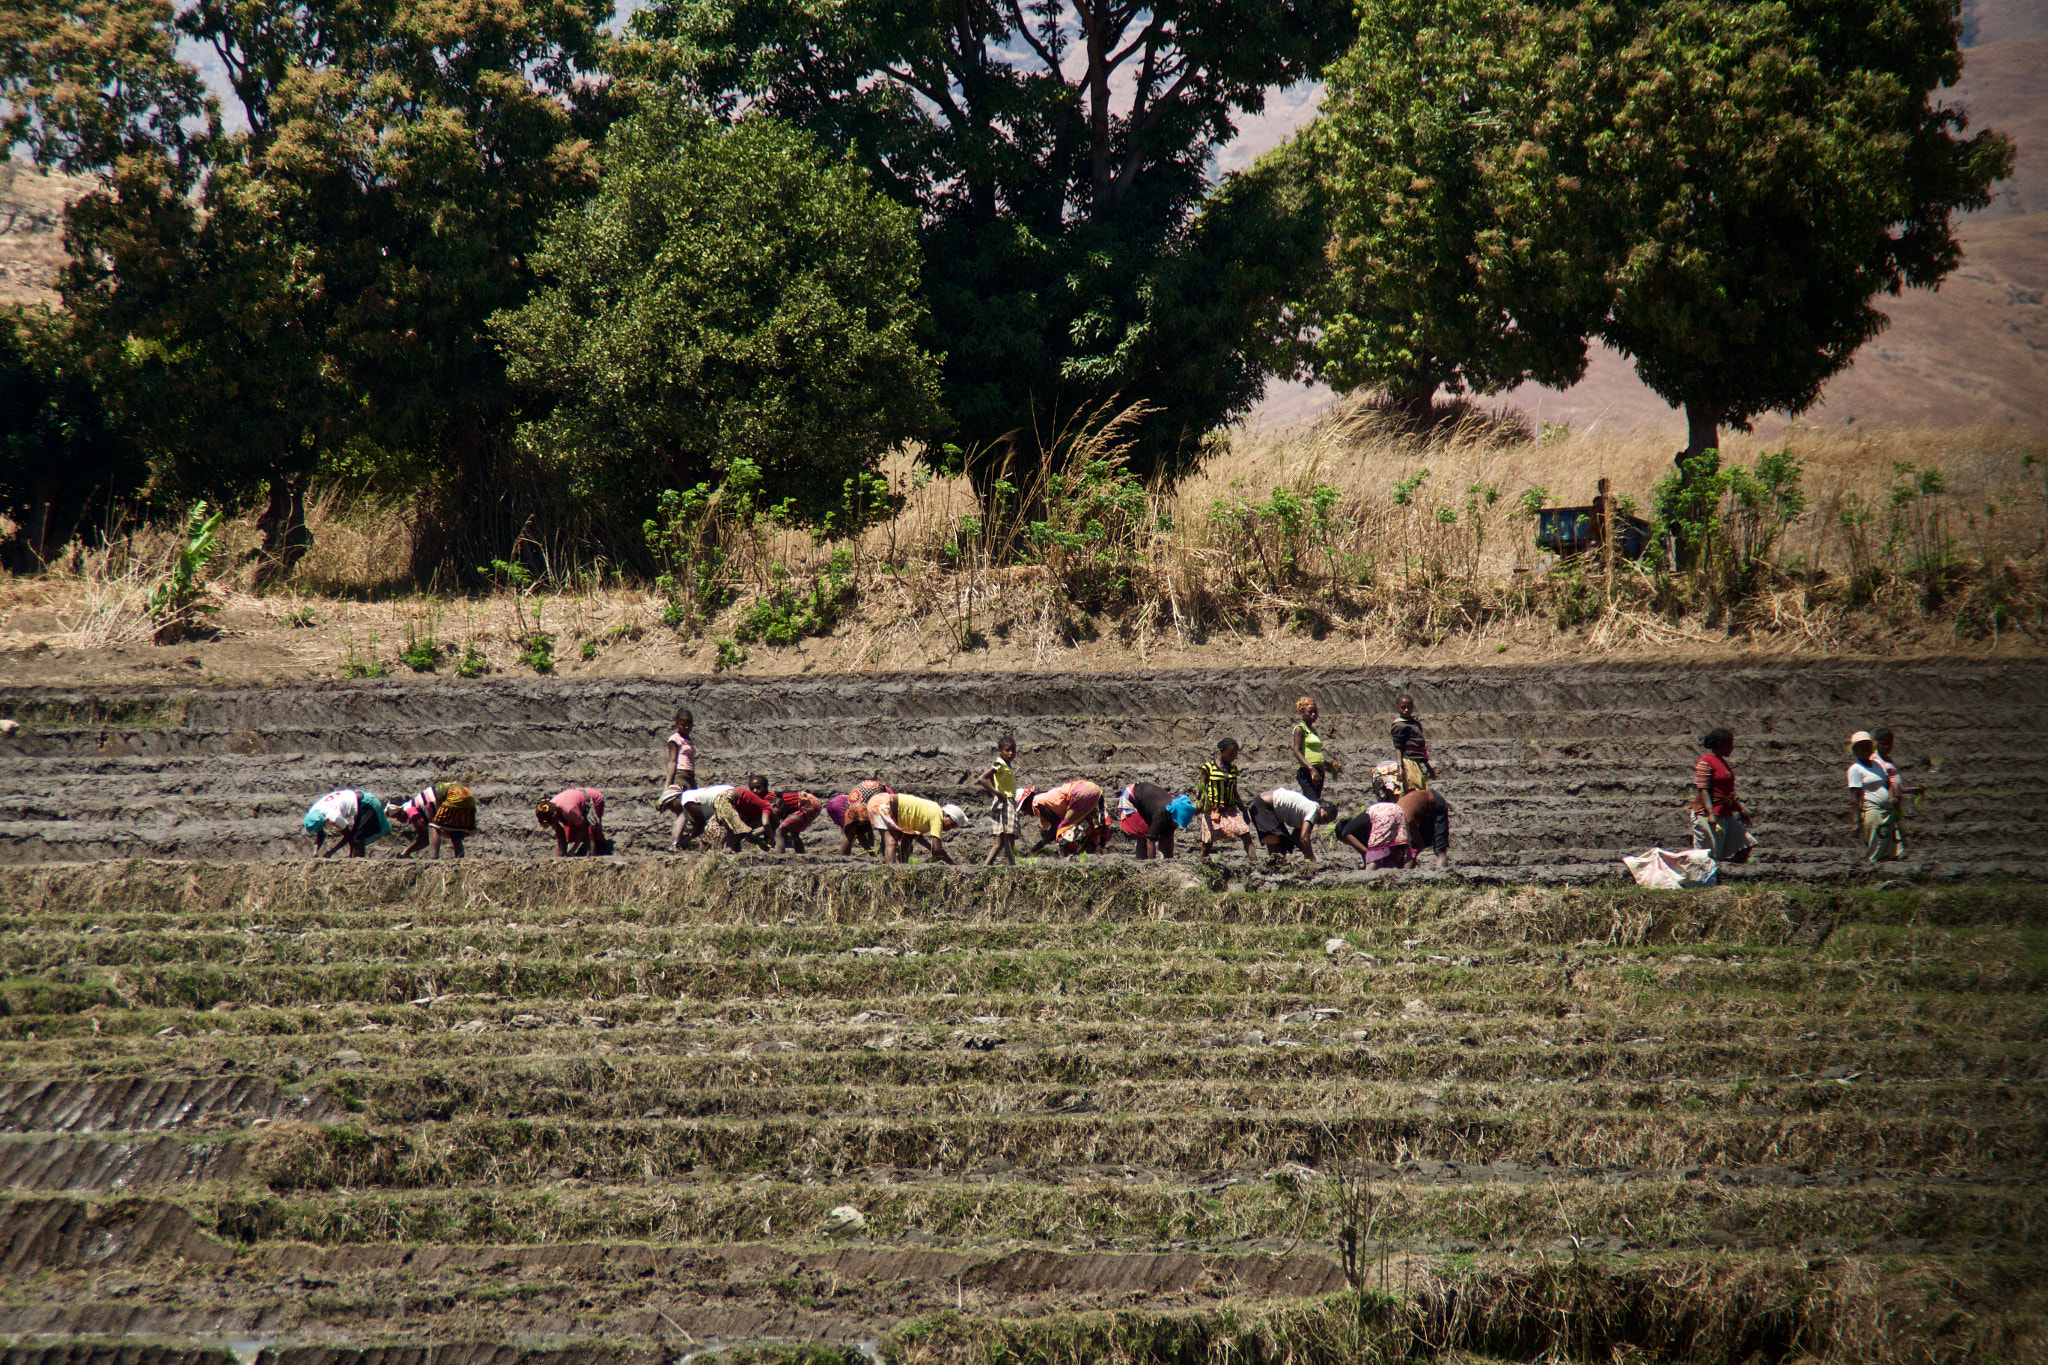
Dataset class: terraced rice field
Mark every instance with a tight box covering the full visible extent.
[0,662,2043,1364]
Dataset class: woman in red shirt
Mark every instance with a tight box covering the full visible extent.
[537,788,606,856]
[1690,729,1754,864]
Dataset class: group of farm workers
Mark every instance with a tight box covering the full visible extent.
[300,699,1919,869]
[299,697,1455,868]
[1685,725,1919,867]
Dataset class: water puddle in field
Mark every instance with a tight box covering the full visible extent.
[222,1340,272,1365]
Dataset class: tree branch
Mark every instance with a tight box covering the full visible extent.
[1004,0,1065,79]
[1109,62,1198,204]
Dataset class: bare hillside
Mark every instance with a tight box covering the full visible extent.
[0,159,82,308]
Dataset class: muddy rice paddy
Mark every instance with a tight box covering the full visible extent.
[0,662,2042,1363]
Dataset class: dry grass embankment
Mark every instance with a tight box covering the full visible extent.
[2,409,2045,685]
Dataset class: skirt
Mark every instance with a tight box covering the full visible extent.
[431,785,476,833]
[1247,796,1289,843]
[1399,758,1430,793]
[1119,809,1152,838]
[713,793,756,835]
[989,795,1021,836]
[1205,806,1251,839]
[349,798,389,847]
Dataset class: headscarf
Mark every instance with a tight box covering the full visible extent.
[1295,696,1317,720]
[535,798,556,823]
[1373,760,1403,798]
[1166,794,1198,829]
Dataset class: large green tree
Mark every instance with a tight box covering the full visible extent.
[1303,0,1603,417]
[627,0,1352,482]
[1307,0,2009,456]
[495,105,944,521]
[1565,0,2013,458]
[7,0,611,576]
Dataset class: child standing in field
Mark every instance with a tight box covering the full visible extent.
[976,732,1024,865]
[1391,696,1433,793]
[1197,738,1255,865]
[657,709,699,850]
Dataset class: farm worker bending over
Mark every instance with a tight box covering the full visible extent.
[1690,729,1754,864]
[1026,779,1104,855]
[662,783,733,848]
[869,792,964,864]
[771,789,825,852]
[303,789,390,859]
[1118,783,1196,860]
[826,779,891,855]
[1371,761,1452,869]
[712,781,779,851]
[1248,785,1337,861]
[537,787,606,856]
[395,781,477,859]
[1335,797,1412,868]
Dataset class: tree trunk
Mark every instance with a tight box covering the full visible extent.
[256,472,313,579]
[1682,401,1721,462]
[1389,383,1437,430]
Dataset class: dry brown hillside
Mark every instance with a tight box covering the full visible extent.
[0,159,82,308]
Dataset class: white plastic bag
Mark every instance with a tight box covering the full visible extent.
[1622,847,1719,889]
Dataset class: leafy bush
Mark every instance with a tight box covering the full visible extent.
[734,550,856,646]
[342,635,386,679]
[146,502,226,643]
[457,641,489,678]
[400,615,439,672]
[1652,447,1808,609]
[516,603,555,673]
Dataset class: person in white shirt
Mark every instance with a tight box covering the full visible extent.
[1846,731,1901,863]
[1249,785,1337,861]
[661,783,734,848]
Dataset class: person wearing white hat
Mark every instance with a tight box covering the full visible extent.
[1847,731,1901,862]
[874,791,963,864]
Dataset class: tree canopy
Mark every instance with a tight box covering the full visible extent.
[1565,0,2013,456]
[1303,0,2011,454]
[1304,0,1602,414]
[495,105,944,524]
[628,0,1354,481]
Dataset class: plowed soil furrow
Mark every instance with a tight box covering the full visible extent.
[4,662,2046,869]
[0,1078,342,1133]
[1,664,2044,1362]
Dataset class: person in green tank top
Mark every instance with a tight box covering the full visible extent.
[1292,696,1339,800]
